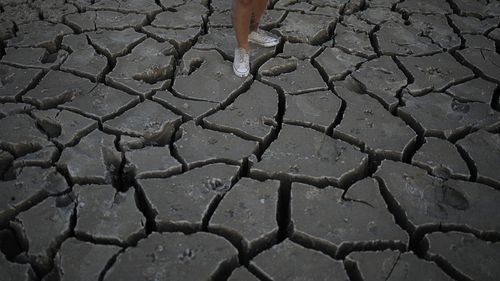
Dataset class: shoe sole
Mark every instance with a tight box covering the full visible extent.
[233,64,249,78]
[248,38,279,48]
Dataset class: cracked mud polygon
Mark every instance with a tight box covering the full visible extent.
[1,0,500,280]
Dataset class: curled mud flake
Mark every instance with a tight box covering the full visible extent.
[438,183,470,211]
[259,58,298,77]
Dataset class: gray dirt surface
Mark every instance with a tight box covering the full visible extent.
[1,0,499,280]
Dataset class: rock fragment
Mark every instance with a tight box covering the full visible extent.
[0,103,34,117]
[0,167,69,225]
[137,164,239,229]
[463,34,496,51]
[274,0,314,13]
[103,232,238,281]
[376,21,441,57]
[74,185,145,244]
[15,195,74,266]
[125,146,182,178]
[395,0,452,15]
[228,267,259,280]
[283,90,342,133]
[60,84,140,122]
[174,121,258,168]
[488,28,500,41]
[55,238,120,281]
[106,38,176,97]
[449,15,499,35]
[0,251,36,281]
[86,28,147,59]
[0,149,14,176]
[456,48,500,83]
[56,130,121,185]
[291,179,407,248]
[347,250,452,281]
[31,109,97,147]
[210,178,280,253]
[38,0,78,23]
[10,145,59,169]
[6,21,72,52]
[152,90,218,121]
[280,42,322,60]
[351,56,407,110]
[275,12,338,45]
[314,47,366,82]
[399,52,474,95]
[398,92,500,140]
[309,0,348,8]
[103,100,181,145]
[22,70,96,109]
[0,114,52,157]
[141,26,201,54]
[427,232,500,281]
[65,11,148,32]
[456,130,500,189]
[334,22,376,58]
[252,124,368,187]
[1,3,39,26]
[1,47,68,70]
[203,81,278,142]
[452,0,491,18]
[412,137,470,180]
[88,0,162,15]
[0,64,43,102]
[258,57,327,95]
[151,2,208,29]
[446,78,497,104]
[374,160,500,234]
[0,17,15,41]
[359,7,404,24]
[211,0,232,12]
[334,86,416,161]
[252,239,349,280]
[410,14,461,50]
[60,35,109,82]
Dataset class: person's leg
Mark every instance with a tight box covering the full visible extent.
[247,0,278,48]
[232,0,252,77]
[232,0,252,50]
[250,0,268,31]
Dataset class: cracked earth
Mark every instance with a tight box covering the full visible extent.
[1,0,500,280]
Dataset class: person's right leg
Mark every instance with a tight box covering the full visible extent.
[232,0,252,77]
[232,0,252,50]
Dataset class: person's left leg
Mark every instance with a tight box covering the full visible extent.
[250,0,268,31]
[248,0,279,47]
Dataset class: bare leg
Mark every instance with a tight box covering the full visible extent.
[232,0,252,50]
[250,0,268,31]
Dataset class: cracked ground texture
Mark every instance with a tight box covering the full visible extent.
[0,0,500,280]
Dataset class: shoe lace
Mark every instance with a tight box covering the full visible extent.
[258,28,273,38]
[238,48,248,64]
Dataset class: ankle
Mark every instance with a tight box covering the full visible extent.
[237,45,249,52]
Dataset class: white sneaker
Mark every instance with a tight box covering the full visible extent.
[248,29,279,47]
[233,47,250,77]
